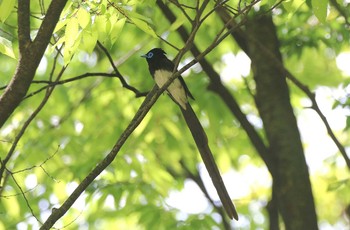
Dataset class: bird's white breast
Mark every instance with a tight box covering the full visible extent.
[154,70,188,109]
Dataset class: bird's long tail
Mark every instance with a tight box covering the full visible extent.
[180,103,238,220]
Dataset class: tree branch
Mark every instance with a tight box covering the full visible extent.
[9,170,41,223]
[40,83,161,229]
[24,72,146,99]
[0,0,67,128]
[40,6,251,226]
[216,4,350,171]
[18,0,31,52]
[0,63,67,189]
[97,41,147,97]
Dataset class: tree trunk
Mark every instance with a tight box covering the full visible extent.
[245,14,318,229]
[0,0,67,128]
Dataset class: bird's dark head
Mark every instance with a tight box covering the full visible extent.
[141,48,167,63]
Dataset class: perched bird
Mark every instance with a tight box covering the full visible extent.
[142,48,238,220]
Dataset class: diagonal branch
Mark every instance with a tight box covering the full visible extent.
[40,83,161,229]
[40,7,251,226]
[18,0,31,51]
[97,41,147,97]
[24,73,139,99]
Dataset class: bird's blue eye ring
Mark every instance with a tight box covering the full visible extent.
[147,52,153,58]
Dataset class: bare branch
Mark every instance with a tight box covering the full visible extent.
[0,0,68,128]
[9,171,41,224]
[24,73,120,99]
[169,0,194,23]
[97,41,147,97]
[0,58,67,189]
[287,72,350,170]
[18,0,31,51]
[230,16,350,170]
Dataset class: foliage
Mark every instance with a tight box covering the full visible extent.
[0,0,349,229]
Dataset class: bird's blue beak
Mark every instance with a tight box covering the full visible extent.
[141,54,147,58]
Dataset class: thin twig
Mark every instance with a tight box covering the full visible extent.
[238,22,350,170]
[169,0,194,23]
[1,184,38,198]
[9,171,41,224]
[11,145,60,179]
[97,41,147,97]
[0,51,67,188]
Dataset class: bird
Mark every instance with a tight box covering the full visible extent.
[142,48,238,220]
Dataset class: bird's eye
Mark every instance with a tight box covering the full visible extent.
[147,52,154,58]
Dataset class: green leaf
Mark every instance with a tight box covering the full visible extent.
[80,27,98,54]
[163,120,181,139]
[346,116,350,130]
[283,0,306,17]
[2,192,20,218]
[64,17,80,63]
[93,15,109,44]
[168,15,186,31]
[327,178,349,191]
[65,17,79,48]
[311,0,328,23]
[53,19,67,34]
[0,36,16,59]
[110,18,126,44]
[77,8,91,29]
[0,0,15,22]
[131,18,157,37]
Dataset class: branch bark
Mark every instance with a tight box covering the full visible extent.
[0,0,68,128]
[216,6,350,170]
[245,14,318,229]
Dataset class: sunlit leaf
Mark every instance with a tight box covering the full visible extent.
[53,19,67,34]
[80,28,98,54]
[168,15,186,32]
[0,0,15,22]
[131,18,157,38]
[93,15,109,45]
[163,120,181,139]
[311,0,328,23]
[77,8,91,29]
[2,194,20,218]
[64,17,80,63]
[283,0,306,16]
[327,178,349,191]
[0,36,16,59]
[110,18,126,44]
[65,17,79,49]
